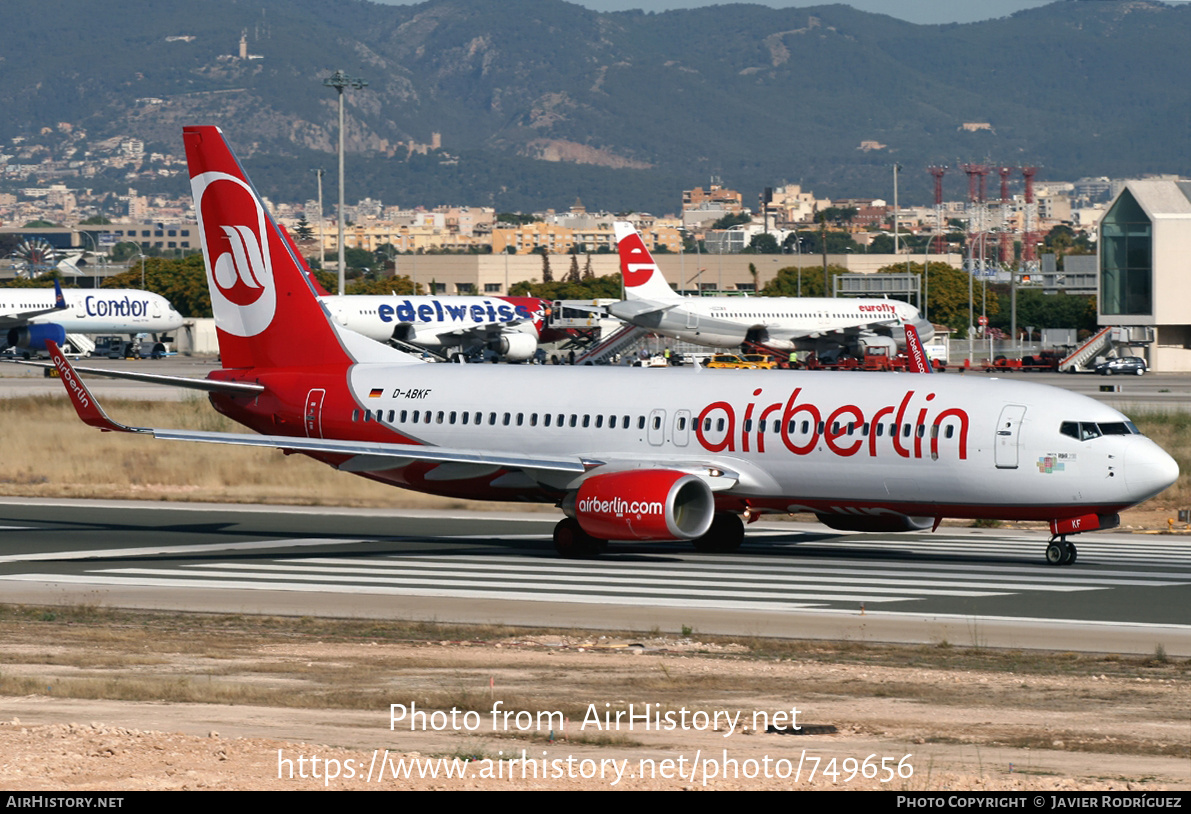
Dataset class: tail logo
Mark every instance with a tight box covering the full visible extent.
[192,171,276,337]
[618,235,658,287]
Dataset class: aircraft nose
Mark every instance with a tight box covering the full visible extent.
[1125,441,1180,501]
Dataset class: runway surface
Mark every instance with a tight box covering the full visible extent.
[1,497,1188,655]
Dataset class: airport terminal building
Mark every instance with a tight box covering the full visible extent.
[1099,179,1191,371]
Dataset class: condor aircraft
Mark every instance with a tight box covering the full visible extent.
[609,221,933,359]
[43,127,1178,566]
[0,280,182,355]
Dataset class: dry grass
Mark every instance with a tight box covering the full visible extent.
[1125,410,1191,507]
[0,395,545,511]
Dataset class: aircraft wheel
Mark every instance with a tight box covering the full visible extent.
[1065,542,1077,565]
[692,513,744,553]
[1045,540,1066,566]
[553,518,605,559]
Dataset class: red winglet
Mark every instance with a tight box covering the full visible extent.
[46,341,140,433]
[903,323,932,374]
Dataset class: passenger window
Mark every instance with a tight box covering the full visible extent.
[503,413,511,426]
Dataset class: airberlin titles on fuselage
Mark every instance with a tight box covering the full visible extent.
[377,298,533,325]
[695,387,968,460]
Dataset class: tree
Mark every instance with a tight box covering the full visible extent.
[293,215,315,241]
[80,215,111,225]
[566,253,581,283]
[582,254,594,281]
[100,254,212,318]
[876,261,996,338]
[510,273,622,301]
[710,212,751,230]
[539,250,553,283]
[763,264,849,298]
[867,234,895,254]
[743,233,780,254]
[344,275,418,296]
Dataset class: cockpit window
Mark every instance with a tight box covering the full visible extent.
[1061,420,1141,441]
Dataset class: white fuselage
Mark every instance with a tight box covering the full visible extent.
[11,290,184,335]
[319,295,540,350]
[331,364,1174,521]
[608,295,932,353]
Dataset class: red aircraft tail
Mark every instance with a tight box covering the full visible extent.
[184,126,352,371]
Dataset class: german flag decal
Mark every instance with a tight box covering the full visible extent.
[368,388,383,399]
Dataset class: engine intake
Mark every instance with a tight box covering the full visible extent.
[564,469,714,541]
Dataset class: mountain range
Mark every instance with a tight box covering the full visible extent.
[2,0,1188,212]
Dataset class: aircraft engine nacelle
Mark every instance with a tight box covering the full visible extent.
[491,332,537,362]
[7,323,66,352]
[816,512,935,533]
[563,469,715,541]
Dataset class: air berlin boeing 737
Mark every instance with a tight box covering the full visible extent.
[44,127,1178,565]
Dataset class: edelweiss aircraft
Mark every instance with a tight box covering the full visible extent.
[0,280,183,354]
[43,127,1178,566]
[305,275,551,362]
[609,221,933,358]
[319,293,550,362]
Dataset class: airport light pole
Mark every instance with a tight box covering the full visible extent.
[323,70,368,295]
[312,168,326,273]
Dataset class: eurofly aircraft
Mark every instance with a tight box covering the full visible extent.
[44,127,1178,566]
[0,280,182,354]
[609,221,933,359]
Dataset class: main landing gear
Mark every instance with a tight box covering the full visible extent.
[551,512,746,558]
[1045,535,1078,566]
[553,518,606,559]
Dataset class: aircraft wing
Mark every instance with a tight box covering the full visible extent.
[605,299,681,321]
[0,280,69,329]
[44,340,589,475]
[12,356,265,394]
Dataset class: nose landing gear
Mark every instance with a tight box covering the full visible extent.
[1045,535,1078,566]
